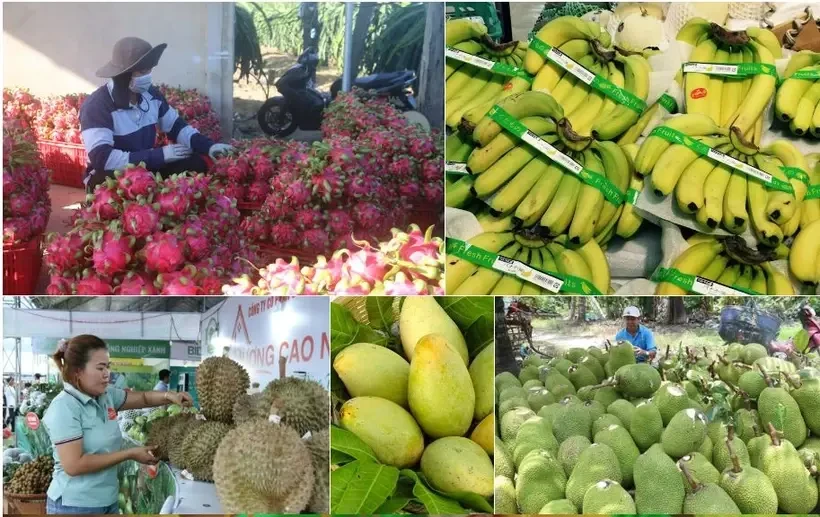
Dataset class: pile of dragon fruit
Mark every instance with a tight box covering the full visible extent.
[156,84,221,144]
[43,163,256,295]
[220,90,443,253]
[222,224,444,295]
[3,116,52,246]
[3,88,41,137]
[33,93,87,144]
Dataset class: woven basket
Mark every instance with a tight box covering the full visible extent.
[332,296,402,326]
[3,491,47,515]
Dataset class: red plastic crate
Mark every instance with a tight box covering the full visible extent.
[37,140,86,188]
[3,235,44,295]
[256,243,323,265]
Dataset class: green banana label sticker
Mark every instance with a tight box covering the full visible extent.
[529,38,646,113]
[789,68,820,80]
[626,188,640,205]
[781,166,810,186]
[445,162,470,175]
[805,184,820,200]
[446,238,601,295]
[682,62,778,78]
[658,93,678,114]
[489,106,625,205]
[649,126,794,193]
[445,47,533,81]
[652,268,759,296]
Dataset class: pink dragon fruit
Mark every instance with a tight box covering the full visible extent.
[353,202,381,230]
[226,157,250,183]
[116,164,156,200]
[303,228,330,251]
[222,183,247,202]
[310,167,345,201]
[29,203,50,234]
[302,251,346,291]
[122,202,160,238]
[344,175,380,199]
[45,274,74,295]
[422,182,444,203]
[143,233,185,273]
[3,218,32,245]
[198,275,224,295]
[270,223,299,247]
[91,230,135,276]
[391,157,414,179]
[45,232,88,271]
[294,208,325,230]
[153,187,192,218]
[75,271,114,294]
[342,244,389,286]
[410,138,438,160]
[241,214,269,242]
[332,275,372,295]
[252,158,275,183]
[246,182,269,203]
[161,275,201,295]
[179,223,211,261]
[328,210,354,236]
[115,271,159,295]
[399,183,420,199]
[420,159,443,182]
[7,192,34,217]
[381,272,429,295]
[88,187,122,220]
[284,180,312,206]
[263,191,288,219]
[258,257,308,294]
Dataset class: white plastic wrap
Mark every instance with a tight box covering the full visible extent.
[445,207,484,241]
[666,3,731,35]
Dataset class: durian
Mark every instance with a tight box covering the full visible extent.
[169,418,204,470]
[306,428,329,513]
[181,421,232,481]
[232,392,268,425]
[196,357,250,423]
[213,420,314,513]
[260,377,328,435]
[147,414,189,461]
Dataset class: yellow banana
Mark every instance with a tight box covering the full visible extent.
[633,114,727,177]
[452,242,521,295]
[540,169,581,237]
[524,16,599,74]
[591,54,651,141]
[472,145,537,198]
[775,68,819,122]
[514,161,565,226]
[568,149,605,246]
[446,64,480,101]
[576,238,610,294]
[598,60,625,121]
[489,155,552,216]
[780,203,801,238]
[616,102,660,146]
[490,247,528,295]
[726,41,776,143]
[445,68,494,124]
[445,232,515,293]
[699,253,730,281]
[475,211,515,233]
[789,80,820,136]
[722,172,748,234]
[696,163,732,231]
[747,156,783,247]
[756,154,796,224]
[467,116,556,173]
[801,165,820,228]
[650,136,728,196]
[762,262,795,295]
[460,76,532,131]
[473,91,565,146]
[675,158,719,214]
[655,240,725,295]
[720,47,744,127]
[733,264,753,291]
[676,17,711,46]
[747,26,782,59]
[548,243,595,292]
[446,18,488,46]
[790,218,820,283]
[446,73,506,129]
[706,48,729,125]
[592,141,631,235]
[531,39,592,93]
[716,264,742,287]
[749,265,768,295]
[519,246,544,295]
[684,38,718,117]
[763,139,810,202]
[445,175,474,208]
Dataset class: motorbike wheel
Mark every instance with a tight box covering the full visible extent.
[257,97,296,137]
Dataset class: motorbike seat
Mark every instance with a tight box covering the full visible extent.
[355,70,416,90]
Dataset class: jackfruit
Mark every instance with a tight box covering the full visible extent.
[587,346,606,365]
[677,453,720,489]
[261,377,328,436]
[333,342,410,406]
[547,358,574,377]
[653,383,690,425]
[213,419,313,513]
[499,397,529,415]
[182,421,233,481]
[552,400,592,443]
[522,379,544,390]
[196,356,250,423]
[513,416,558,466]
[565,347,588,363]
[759,429,819,513]
[725,342,745,362]
[697,434,713,462]
[519,364,541,384]
[399,297,468,363]
[716,358,743,386]
[408,333,475,437]
[576,386,596,402]
[605,341,636,377]
[613,363,662,398]
[495,436,514,479]
[537,403,562,428]
[747,433,772,468]
[680,464,741,513]
[734,408,760,443]
[565,443,623,508]
[496,371,521,393]
[515,449,568,513]
[339,396,424,467]
[594,424,640,488]
[719,441,778,514]
[558,435,592,477]
[633,443,685,513]
[470,413,493,455]
[737,371,766,399]
[500,407,535,442]
[712,426,750,472]
[593,386,620,408]
[523,355,546,368]
[582,480,636,513]
[792,379,820,435]
[543,369,576,394]
[629,401,663,452]
[494,476,517,514]
[742,343,768,364]
[682,380,700,399]
[539,499,577,514]
[583,400,606,422]
[550,383,578,400]
[607,399,635,428]
[592,414,623,435]
[421,437,493,497]
[528,387,556,411]
[580,355,606,382]
[801,436,820,457]
[661,408,707,458]
[499,386,528,403]
[758,386,807,447]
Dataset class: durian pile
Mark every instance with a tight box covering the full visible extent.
[5,455,54,495]
[496,339,820,514]
[143,356,329,514]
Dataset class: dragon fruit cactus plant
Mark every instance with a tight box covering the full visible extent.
[223,224,444,295]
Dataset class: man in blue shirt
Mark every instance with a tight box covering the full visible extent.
[615,306,657,362]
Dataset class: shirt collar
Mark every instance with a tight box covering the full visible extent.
[63,382,96,405]
[106,80,143,108]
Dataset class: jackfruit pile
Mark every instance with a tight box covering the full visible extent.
[332,297,495,509]
[495,341,820,514]
[143,356,329,514]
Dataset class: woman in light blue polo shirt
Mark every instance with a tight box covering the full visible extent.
[43,335,193,514]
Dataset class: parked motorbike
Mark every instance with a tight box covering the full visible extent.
[257,47,420,137]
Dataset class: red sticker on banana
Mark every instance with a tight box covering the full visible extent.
[690,88,707,99]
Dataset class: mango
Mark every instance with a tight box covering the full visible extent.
[420,436,494,497]
[470,413,494,456]
[400,297,468,364]
[339,396,424,468]
[408,334,475,437]
[469,343,494,420]
[333,343,410,406]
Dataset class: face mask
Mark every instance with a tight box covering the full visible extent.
[129,73,152,94]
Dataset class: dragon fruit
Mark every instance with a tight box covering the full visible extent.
[91,230,135,276]
[353,202,381,230]
[45,274,74,295]
[246,182,269,203]
[310,167,345,201]
[3,219,32,245]
[381,272,429,295]
[410,138,438,160]
[252,157,275,183]
[7,192,34,217]
[75,272,114,295]
[161,275,201,295]
[198,275,224,295]
[116,271,159,295]
[45,232,88,271]
[153,188,191,218]
[422,182,444,203]
[241,214,270,242]
[344,176,380,199]
[179,223,211,262]
[143,233,185,273]
[303,228,330,251]
[122,202,160,237]
[88,187,122,220]
[391,157,415,179]
[284,180,312,206]
[399,183,420,199]
[116,164,156,200]
[328,210,354,236]
[221,183,247,203]
[270,223,299,247]
[294,208,325,230]
[420,160,443,182]
[263,191,288,219]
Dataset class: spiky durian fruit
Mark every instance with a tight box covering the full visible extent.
[181,421,233,481]
[260,377,329,435]
[146,414,190,460]
[306,427,329,513]
[196,357,250,423]
[170,418,203,470]
[232,392,268,425]
[213,420,314,513]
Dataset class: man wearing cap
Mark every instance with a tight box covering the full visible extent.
[615,306,657,362]
[80,37,233,192]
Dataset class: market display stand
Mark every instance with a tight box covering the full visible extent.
[172,469,222,514]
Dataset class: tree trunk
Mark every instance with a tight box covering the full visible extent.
[668,298,688,324]
[417,2,444,130]
[300,3,321,51]
[495,297,519,375]
[641,297,654,320]
[349,3,377,78]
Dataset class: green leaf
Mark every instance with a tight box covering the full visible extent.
[366,297,395,330]
[331,448,354,465]
[331,302,360,355]
[417,472,493,512]
[465,314,494,359]
[331,460,400,514]
[330,425,379,463]
[436,296,494,332]
[375,495,412,514]
[400,469,468,514]
[353,324,390,347]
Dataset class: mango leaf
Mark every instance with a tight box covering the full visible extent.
[331,448,354,465]
[331,303,360,356]
[464,313,494,358]
[417,472,493,512]
[331,460,400,514]
[331,369,349,405]
[353,324,390,347]
[436,296,493,332]
[375,496,412,514]
[366,297,395,330]
[400,469,467,514]
[330,425,378,463]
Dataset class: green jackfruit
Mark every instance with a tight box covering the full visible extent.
[568,364,598,390]
[681,466,741,513]
[565,443,622,509]
[605,341,636,377]
[682,380,700,399]
[519,364,541,384]
[587,346,606,365]
[653,383,690,425]
[469,344,494,420]
[583,400,606,422]
[799,447,819,469]
[513,416,559,467]
[633,444,685,514]
[538,403,562,428]
[801,436,820,457]
[725,342,745,361]
[580,355,606,382]
[539,499,577,514]
[661,408,707,458]
[495,436,514,479]
[594,424,640,488]
[734,408,761,443]
[738,371,766,399]
[747,433,772,468]
[542,369,576,394]
[523,355,546,368]
[758,386,807,447]
[697,435,713,462]
[629,401,663,452]
[582,480,636,514]
[593,386,620,408]
[592,414,623,436]
[494,476,517,514]
[522,379,544,390]
[499,386,528,404]
[500,407,535,443]
[496,371,522,393]
[742,343,768,364]
[515,449,567,513]
[719,443,778,514]
[527,387,556,412]
[499,397,529,416]
[711,427,750,473]
[759,431,819,513]
[552,400,592,443]
[716,358,743,386]
[576,386,596,402]
[547,358,574,378]
[607,399,635,428]
[792,380,820,435]
[754,356,797,377]
[613,363,662,399]
[550,383,578,400]
[558,435,591,477]
[678,453,720,489]
[565,347,588,363]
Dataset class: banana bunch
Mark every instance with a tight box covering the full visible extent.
[523,16,651,142]
[656,235,794,295]
[634,114,809,246]
[446,226,611,295]
[445,131,477,209]
[676,18,780,154]
[465,91,633,247]
[775,50,820,137]
[446,18,529,130]
[790,218,820,284]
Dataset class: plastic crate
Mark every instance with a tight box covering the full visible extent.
[3,235,44,295]
[719,305,782,345]
[446,2,503,40]
[37,140,86,188]
[256,243,322,265]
